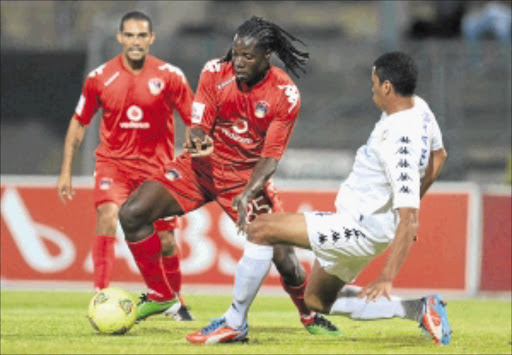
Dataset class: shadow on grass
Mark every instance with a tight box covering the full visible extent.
[253,327,425,347]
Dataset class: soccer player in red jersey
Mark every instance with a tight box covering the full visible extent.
[57,11,194,320]
[119,17,340,343]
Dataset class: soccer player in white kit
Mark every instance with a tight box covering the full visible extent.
[245,51,452,345]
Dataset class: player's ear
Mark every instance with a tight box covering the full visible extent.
[149,32,156,45]
[383,80,392,95]
[116,31,123,44]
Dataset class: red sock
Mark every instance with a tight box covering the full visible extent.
[92,235,115,291]
[162,254,182,296]
[127,231,174,301]
[281,277,313,317]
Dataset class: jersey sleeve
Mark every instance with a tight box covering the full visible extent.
[190,59,221,133]
[74,76,100,126]
[261,84,301,160]
[430,115,444,151]
[164,66,194,126]
[380,123,422,210]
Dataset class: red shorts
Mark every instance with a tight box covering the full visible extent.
[94,158,178,230]
[155,154,283,224]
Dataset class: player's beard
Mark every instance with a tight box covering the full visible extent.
[243,65,270,87]
[125,47,146,70]
[126,55,145,70]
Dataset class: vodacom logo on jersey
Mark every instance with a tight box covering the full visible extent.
[120,105,150,129]
[221,117,253,144]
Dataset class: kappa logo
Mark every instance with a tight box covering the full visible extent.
[396,159,410,168]
[75,95,86,116]
[158,63,186,83]
[88,64,106,78]
[254,100,270,119]
[399,185,412,194]
[202,59,222,73]
[104,72,120,87]
[148,78,165,95]
[318,233,328,244]
[217,76,235,90]
[342,227,367,240]
[419,148,429,167]
[396,146,410,155]
[397,172,412,181]
[277,84,299,113]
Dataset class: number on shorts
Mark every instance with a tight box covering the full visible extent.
[245,196,272,224]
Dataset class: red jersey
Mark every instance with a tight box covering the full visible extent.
[190,59,300,168]
[74,54,194,169]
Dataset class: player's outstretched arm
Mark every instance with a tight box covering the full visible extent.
[420,148,447,199]
[359,207,418,302]
[233,157,278,233]
[57,115,85,204]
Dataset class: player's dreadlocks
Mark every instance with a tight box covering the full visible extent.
[222,16,309,78]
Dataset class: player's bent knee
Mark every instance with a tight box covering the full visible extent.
[119,201,146,238]
[247,217,273,245]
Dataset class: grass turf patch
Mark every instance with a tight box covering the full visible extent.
[1,290,511,354]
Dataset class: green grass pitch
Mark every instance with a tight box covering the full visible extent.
[1,290,510,354]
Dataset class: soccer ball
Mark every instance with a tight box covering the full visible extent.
[87,287,137,335]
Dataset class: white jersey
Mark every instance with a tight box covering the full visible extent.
[334,96,443,241]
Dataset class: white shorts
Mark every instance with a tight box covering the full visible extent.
[304,210,394,283]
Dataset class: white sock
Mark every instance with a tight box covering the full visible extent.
[224,241,273,329]
[329,285,410,320]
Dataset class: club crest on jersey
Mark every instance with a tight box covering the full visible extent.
[254,100,270,119]
[99,178,113,190]
[148,78,165,95]
[164,169,180,181]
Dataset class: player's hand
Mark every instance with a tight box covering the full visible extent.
[184,127,214,158]
[191,135,214,158]
[358,279,392,303]
[57,173,74,204]
[232,193,250,234]
[182,126,198,153]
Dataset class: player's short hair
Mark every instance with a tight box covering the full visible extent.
[222,16,309,78]
[119,11,153,32]
[373,51,418,97]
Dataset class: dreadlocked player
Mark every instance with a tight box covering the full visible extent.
[119,16,340,343]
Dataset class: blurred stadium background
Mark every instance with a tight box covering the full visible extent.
[0,1,510,297]
[1,0,511,182]
[1,4,511,354]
